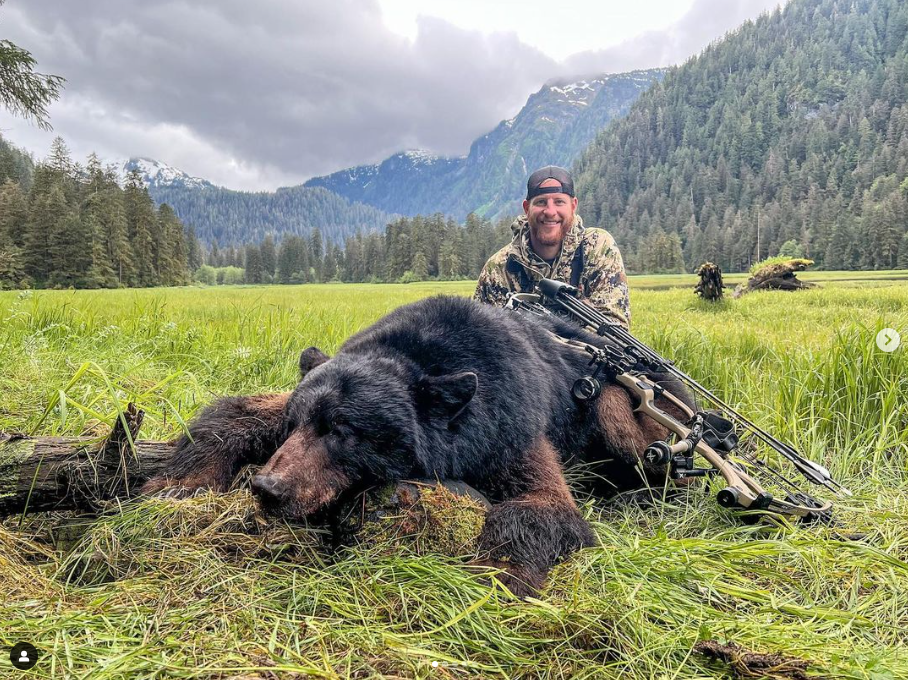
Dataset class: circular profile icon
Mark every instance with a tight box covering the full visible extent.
[10,642,39,671]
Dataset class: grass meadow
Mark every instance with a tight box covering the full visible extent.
[1,273,907,679]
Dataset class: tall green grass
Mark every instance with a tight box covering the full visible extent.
[1,277,907,678]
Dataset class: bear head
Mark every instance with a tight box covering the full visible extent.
[251,352,478,520]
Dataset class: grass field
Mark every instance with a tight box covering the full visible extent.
[1,274,907,678]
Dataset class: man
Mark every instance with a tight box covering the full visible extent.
[474,165,630,327]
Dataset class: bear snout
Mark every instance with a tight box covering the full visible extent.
[251,474,290,503]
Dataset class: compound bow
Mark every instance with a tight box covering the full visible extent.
[510,278,851,523]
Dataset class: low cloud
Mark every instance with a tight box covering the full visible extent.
[564,0,784,74]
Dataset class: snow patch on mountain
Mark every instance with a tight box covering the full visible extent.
[120,157,215,190]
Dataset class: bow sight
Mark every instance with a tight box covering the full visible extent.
[515,278,852,523]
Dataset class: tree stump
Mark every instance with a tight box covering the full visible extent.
[694,262,725,301]
[733,258,816,299]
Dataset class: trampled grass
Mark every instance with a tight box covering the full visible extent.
[1,275,907,678]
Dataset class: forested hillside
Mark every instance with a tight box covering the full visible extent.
[0,136,199,289]
[147,183,397,249]
[0,134,34,188]
[575,0,908,273]
[306,70,664,221]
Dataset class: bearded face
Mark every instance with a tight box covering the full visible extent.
[522,179,577,256]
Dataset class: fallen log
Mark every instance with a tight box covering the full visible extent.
[733,258,816,298]
[0,405,492,522]
[0,404,175,515]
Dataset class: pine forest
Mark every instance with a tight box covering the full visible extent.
[575,0,908,273]
[0,136,199,289]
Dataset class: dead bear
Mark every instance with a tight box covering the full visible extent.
[142,295,693,595]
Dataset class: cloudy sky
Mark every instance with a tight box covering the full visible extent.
[1,0,784,190]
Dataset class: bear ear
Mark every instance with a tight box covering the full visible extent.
[299,347,330,378]
[415,371,478,423]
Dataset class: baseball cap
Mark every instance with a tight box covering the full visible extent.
[526,165,575,200]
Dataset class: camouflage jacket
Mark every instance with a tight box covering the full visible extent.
[473,214,631,328]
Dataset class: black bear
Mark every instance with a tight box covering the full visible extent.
[142,296,692,595]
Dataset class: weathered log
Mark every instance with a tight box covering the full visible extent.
[0,404,176,515]
[733,258,817,298]
[0,402,493,524]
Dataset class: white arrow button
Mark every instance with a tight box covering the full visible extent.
[876,328,901,353]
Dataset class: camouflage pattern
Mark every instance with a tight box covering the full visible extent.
[474,214,631,328]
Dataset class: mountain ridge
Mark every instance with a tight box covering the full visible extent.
[305,69,666,220]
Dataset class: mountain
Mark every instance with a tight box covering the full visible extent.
[574,0,908,273]
[116,68,661,245]
[119,156,397,247]
[141,181,398,248]
[304,149,464,218]
[121,157,215,191]
[305,69,666,220]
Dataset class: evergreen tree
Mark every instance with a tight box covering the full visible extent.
[410,250,429,280]
[185,226,203,271]
[0,242,24,288]
[244,243,264,284]
[309,227,323,282]
[898,231,908,269]
[23,183,68,283]
[47,211,92,288]
[0,178,27,247]
[260,234,276,282]
[0,1,65,130]
[124,169,159,286]
[573,0,908,273]
[277,237,297,284]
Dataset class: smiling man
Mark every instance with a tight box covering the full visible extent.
[474,165,631,327]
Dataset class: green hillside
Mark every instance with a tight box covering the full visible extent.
[147,183,398,248]
[575,0,908,273]
[0,131,34,188]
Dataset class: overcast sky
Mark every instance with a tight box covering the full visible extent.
[1,0,784,190]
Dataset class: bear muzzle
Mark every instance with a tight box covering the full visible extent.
[252,430,353,517]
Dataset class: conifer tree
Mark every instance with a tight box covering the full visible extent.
[0,178,27,247]
[244,243,263,284]
[309,228,323,282]
[898,231,908,269]
[124,169,159,286]
[185,226,203,272]
[410,250,428,280]
[277,237,297,284]
[23,183,68,283]
[260,234,276,282]
[0,1,65,130]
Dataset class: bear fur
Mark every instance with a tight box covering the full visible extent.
[142,295,693,595]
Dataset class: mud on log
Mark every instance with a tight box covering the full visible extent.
[0,404,175,515]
